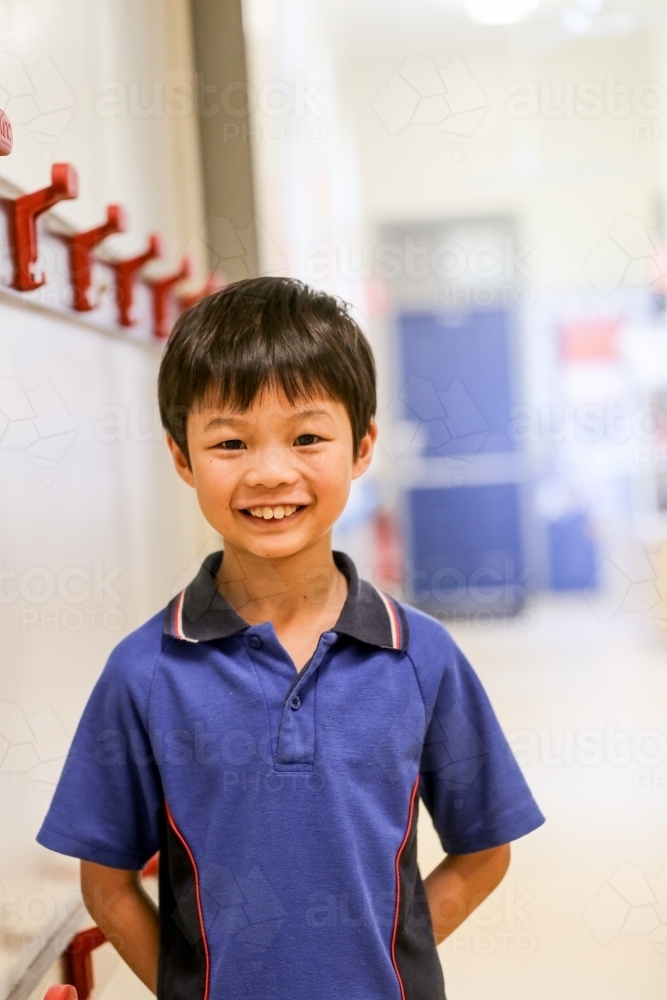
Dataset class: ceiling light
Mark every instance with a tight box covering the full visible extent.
[464,0,540,25]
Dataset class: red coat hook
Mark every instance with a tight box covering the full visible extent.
[63,927,107,1000]
[105,234,162,327]
[145,256,191,339]
[177,271,225,311]
[44,988,77,1000]
[142,851,159,877]
[59,204,126,311]
[0,109,12,155]
[3,163,78,291]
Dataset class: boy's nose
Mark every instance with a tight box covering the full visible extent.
[244,447,299,487]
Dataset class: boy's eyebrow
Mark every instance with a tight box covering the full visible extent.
[203,416,245,430]
[291,408,334,421]
[202,408,334,430]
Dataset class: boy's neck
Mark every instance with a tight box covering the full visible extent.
[214,533,348,630]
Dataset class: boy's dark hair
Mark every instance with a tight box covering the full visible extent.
[158,276,377,466]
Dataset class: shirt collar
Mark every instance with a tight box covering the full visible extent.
[164,549,408,652]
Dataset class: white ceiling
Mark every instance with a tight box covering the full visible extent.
[319,0,667,55]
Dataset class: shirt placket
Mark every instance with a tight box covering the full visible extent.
[274,632,336,770]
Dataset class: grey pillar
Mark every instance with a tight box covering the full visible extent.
[190,0,258,280]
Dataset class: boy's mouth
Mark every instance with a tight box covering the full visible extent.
[240,504,306,521]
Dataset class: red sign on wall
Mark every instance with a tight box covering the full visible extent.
[560,319,618,361]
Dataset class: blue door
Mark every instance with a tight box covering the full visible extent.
[398,309,525,616]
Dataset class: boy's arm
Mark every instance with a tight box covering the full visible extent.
[80,860,160,995]
[424,843,511,944]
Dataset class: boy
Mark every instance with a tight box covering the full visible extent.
[37,277,544,1000]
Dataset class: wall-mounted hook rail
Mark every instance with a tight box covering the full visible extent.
[0,109,12,155]
[144,256,191,339]
[105,234,161,326]
[2,163,78,291]
[58,205,126,311]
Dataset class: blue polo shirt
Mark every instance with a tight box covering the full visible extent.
[37,550,544,1000]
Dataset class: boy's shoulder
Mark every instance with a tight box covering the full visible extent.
[379,594,472,711]
[391,594,459,659]
[382,591,464,681]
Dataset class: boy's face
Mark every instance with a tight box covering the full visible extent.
[166,388,377,561]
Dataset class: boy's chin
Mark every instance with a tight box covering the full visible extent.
[229,529,326,561]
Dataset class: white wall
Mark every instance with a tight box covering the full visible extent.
[0,4,214,998]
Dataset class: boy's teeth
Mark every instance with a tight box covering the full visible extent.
[248,504,297,519]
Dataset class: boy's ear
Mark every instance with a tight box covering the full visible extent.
[351,419,378,480]
[166,433,195,488]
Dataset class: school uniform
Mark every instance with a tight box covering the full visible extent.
[37,550,544,1000]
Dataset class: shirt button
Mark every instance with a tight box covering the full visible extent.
[290,695,301,710]
[249,636,262,649]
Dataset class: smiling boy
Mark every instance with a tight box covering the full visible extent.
[37,277,544,1000]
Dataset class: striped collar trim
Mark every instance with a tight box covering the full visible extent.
[164,550,409,652]
[332,552,408,652]
[170,590,200,644]
[375,588,404,650]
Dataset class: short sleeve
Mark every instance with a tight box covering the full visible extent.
[36,643,162,870]
[419,641,545,855]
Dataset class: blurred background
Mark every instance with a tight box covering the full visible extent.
[1,0,667,998]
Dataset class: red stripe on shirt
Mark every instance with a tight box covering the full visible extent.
[390,776,420,1000]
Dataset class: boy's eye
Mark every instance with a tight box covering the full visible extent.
[218,439,246,450]
[294,434,321,446]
